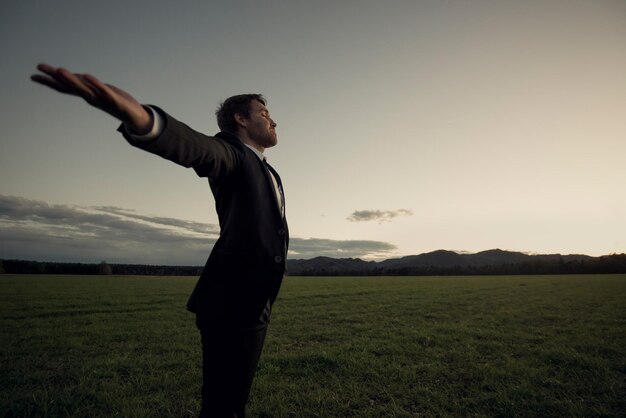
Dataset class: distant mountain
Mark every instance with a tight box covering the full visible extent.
[288,256,374,275]
[378,249,592,269]
[286,249,617,276]
[378,249,472,269]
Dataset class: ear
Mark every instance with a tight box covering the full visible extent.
[234,113,247,129]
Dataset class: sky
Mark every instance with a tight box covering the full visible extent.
[1,0,625,265]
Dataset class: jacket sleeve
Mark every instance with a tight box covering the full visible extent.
[118,106,242,178]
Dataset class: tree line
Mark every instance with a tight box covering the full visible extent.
[1,254,625,276]
[0,259,202,276]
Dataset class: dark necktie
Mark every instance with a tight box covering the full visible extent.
[263,159,285,218]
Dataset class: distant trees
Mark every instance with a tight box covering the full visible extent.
[0,259,203,276]
[1,254,625,276]
[98,261,112,275]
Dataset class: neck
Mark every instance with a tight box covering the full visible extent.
[237,130,265,153]
[242,139,265,154]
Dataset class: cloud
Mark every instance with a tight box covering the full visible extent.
[288,238,396,260]
[347,209,413,223]
[0,195,398,264]
[93,206,220,235]
[0,195,218,265]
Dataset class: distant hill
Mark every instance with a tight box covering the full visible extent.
[286,249,622,276]
[377,249,592,269]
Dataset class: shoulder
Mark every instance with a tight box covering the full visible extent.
[214,131,246,153]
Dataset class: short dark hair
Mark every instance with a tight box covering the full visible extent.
[215,94,266,133]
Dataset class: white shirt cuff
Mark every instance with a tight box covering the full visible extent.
[126,106,164,141]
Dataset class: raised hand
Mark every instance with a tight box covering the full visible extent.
[31,64,153,135]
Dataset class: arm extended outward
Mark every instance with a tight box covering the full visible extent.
[31,63,153,135]
[31,63,240,177]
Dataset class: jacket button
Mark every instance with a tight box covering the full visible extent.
[278,228,285,235]
[274,256,282,263]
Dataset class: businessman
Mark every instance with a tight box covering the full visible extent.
[32,64,289,417]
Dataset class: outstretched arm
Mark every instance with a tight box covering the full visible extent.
[32,63,240,178]
[31,63,153,135]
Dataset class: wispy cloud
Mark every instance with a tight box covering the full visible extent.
[347,209,413,223]
[0,195,398,264]
[288,238,396,260]
[94,206,220,235]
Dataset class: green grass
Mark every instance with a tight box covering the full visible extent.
[1,274,624,417]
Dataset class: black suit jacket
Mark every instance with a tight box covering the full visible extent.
[121,107,289,328]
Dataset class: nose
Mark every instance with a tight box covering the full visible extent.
[270,119,277,128]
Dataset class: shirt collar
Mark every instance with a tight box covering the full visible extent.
[244,143,266,161]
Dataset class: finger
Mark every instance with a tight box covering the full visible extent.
[33,64,69,91]
[34,64,91,98]
[56,68,98,101]
[36,63,58,75]
[30,74,74,94]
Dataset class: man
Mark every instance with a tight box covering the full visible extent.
[31,64,289,417]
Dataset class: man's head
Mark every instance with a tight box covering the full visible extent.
[216,94,277,152]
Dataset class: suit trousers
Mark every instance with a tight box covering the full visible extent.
[198,300,271,418]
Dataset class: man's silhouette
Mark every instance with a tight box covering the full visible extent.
[32,64,289,417]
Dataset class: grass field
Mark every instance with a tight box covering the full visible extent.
[1,274,624,417]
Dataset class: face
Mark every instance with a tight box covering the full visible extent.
[238,100,277,149]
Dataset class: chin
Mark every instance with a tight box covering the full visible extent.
[265,136,278,148]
